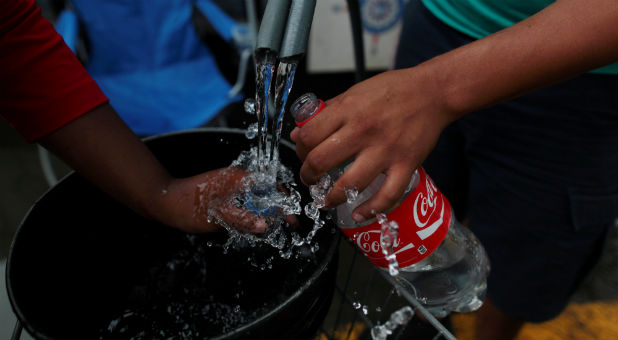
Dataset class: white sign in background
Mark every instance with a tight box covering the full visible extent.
[307,0,407,73]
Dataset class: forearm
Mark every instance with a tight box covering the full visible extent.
[415,0,617,121]
[38,104,270,233]
[39,103,171,220]
[290,0,616,218]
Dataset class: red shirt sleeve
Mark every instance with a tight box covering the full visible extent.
[0,0,108,142]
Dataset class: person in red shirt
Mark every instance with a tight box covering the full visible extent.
[0,0,266,233]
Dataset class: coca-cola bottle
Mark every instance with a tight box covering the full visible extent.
[290,93,490,317]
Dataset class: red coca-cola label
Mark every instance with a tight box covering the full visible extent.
[340,168,451,268]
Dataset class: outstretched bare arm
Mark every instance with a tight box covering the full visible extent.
[290,0,617,222]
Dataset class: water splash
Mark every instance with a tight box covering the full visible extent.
[194,144,335,263]
[377,213,400,276]
[370,306,415,340]
[191,147,308,260]
[310,174,332,209]
[304,174,332,244]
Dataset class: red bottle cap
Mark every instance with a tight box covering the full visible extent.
[290,93,326,127]
[295,99,325,127]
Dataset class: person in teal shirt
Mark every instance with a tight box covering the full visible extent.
[291,0,617,338]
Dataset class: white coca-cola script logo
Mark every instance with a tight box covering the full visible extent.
[355,230,417,259]
[413,177,445,240]
[355,230,400,254]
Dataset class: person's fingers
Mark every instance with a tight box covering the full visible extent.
[323,148,385,209]
[290,127,301,146]
[290,105,343,161]
[352,164,415,222]
[299,124,368,185]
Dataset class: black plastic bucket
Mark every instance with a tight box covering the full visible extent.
[6,129,339,340]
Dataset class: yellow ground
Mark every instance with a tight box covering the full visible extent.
[315,301,618,340]
[451,300,618,340]
[314,322,366,340]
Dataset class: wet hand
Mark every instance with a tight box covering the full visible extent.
[290,68,453,222]
[192,167,269,233]
[156,168,296,234]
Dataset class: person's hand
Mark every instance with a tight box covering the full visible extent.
[153,167,270,234]
[152,167,300,234]
[290,67,454,222]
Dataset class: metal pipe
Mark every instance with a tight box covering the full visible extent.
[255,0,290,52]
[279,0,316,59]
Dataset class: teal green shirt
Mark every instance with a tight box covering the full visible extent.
[422,0,617,75]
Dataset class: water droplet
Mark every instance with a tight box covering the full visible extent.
[318,174,332,190]
[308,174,332,209]
[370,306,414,340]
[391,306,414,324]
[378,214,400,277]
[352,301,362,309]
[304,202,319,219]
[243,99,255,114]
[107,319,119,332]
[362,305,369,315]
[345,186,359,203]
[245,123,258,139]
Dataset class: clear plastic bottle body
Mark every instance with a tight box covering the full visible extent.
[333,173,489,316]
[397,218,489,316]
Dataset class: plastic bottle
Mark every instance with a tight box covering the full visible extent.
[289,93,490,316]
